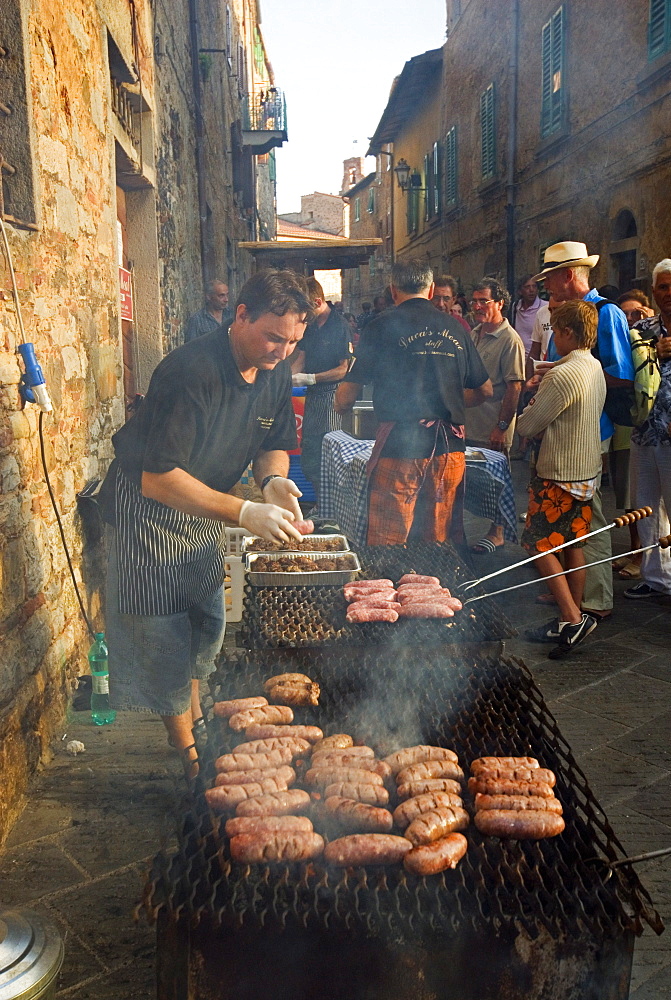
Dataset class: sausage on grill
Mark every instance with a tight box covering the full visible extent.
[313,734,353,752]
[323,797,394,833]
[345,589,397,604]
[343,579,393,594]
[397,778,462,800]
[324,834,412,867]
[213,696,268,719]
[305,767,384,788]
[349,599,402,611]
[473,766,556,786]
[214,764,295,788]
[392,792,464,829]
[311,756,391,780]
[230,831,324,863]
[229,705,294,731]
[347,606,399,623]
[235,789,312,817]
[468,777,554,798]
[474,793,563,814]
[399,595,463,611]
[206,776,294,811]
[225,815,313,837]
[244,724,324,743]
[397,574,441,586]
[263,673,313,692]
[398,603,454,619]
[474,809,565,839]
[404,833,468,875]
[215,748,293,773]
[324,782,390,806]
[396,760,464,785]
[404,807,469,845]
[384,746,458,774]
[470,756,539,774]
[267,681,320,707]
[311,746,375,764]
[233,737,311,756]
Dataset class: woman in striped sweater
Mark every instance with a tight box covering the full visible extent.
[517,301,606,658]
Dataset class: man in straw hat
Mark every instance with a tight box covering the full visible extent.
[528,241,634,627]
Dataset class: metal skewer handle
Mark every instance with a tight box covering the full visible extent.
[459,506,654,593]
[462,534,671,605]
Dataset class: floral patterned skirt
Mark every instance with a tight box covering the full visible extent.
[521,476,593,554]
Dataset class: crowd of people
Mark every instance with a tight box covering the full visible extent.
[337,240,670,657]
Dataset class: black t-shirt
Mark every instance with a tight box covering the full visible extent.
[346,297,489,458]
[110,327,297,493]
[298,307,351,375]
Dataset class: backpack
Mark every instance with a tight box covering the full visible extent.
[591,299,636,427]
[629,322,661,427]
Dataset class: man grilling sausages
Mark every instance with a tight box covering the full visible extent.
[335,259,492,545]
[99,270,313,768]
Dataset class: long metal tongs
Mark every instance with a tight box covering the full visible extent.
[458,506,654,595]
[461,532,671,606]
[586,846,671,882]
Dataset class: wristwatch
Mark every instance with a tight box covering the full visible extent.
[260,474,282,491]
[497,420,510,431]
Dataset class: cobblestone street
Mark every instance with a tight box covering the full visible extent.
[0,461,669,998]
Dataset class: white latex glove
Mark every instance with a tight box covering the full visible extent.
[239,500,303,544]
[262,476,303,520]
[292,372,316,387]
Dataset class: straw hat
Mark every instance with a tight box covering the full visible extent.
[532,242,600,282]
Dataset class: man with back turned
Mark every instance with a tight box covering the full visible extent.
[335,259,492,545]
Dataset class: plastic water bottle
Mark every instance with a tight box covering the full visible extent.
[88,632,116,725]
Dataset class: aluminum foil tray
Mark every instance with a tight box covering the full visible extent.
[246,551,361,586]
[242,533,350,559]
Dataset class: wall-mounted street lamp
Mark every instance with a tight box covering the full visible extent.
[393,158,425,194]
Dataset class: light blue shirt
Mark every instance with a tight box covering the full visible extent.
[547,289,634,440]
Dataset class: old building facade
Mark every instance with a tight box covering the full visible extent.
[0,0,283,842]
[353,0,670,299]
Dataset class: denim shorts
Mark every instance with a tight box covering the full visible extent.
[105,538,226,716]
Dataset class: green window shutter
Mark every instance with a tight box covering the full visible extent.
[367,187,375,213]
[354,197,360,222]
[480,84,496,179]
[541,7,565,138]
[445,127,457,206]
[648,0,670,59]
[432,140,441,216]
[424,153,431,220]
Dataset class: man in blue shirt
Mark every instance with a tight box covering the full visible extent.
[533,241,634,622]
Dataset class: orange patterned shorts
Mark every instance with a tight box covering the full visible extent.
[521,476,593,554]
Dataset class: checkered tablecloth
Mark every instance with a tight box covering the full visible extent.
[318,431,518,548]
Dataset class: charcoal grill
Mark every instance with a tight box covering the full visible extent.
[143,648,662,1000]
[239,541,515,648]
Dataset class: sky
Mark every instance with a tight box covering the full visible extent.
[260,0,447,215]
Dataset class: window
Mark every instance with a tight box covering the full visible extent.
[424,153,431,221]
[445,127,457,206]
[541,6,565,138]
[406,173,421,234]
[367,187,375,213]
[648,0,671,59]
[480,83,496,180]
[431,141,441,217]
[226,5,233,66]
[354,197,360,222]
[0,1,37,226]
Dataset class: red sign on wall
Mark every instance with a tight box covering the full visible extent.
[119,267,133,322]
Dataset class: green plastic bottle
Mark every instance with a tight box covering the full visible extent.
[88,632,116,726]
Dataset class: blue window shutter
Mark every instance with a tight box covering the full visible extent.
[445,127,457,205]
[541,7,565,138]
[480,84,495,179]
[648,0,670,59]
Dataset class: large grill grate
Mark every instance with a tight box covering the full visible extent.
[239,541,515,648]
[142,649,662,944]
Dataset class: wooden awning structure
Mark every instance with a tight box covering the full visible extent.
[238,238,383,272]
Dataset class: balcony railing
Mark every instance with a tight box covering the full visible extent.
[242,88,287,153]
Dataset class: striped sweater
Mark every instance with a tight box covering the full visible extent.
[516,349,606,482]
